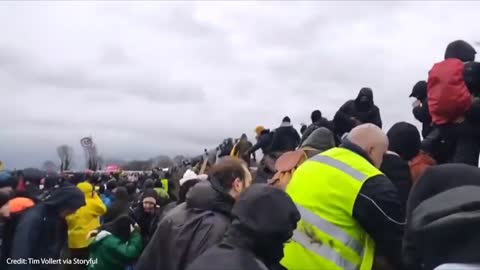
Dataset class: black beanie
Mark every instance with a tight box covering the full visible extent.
[444,40,476,62]
[387,122,421,161]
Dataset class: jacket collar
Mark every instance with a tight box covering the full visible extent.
[340,138,375,166]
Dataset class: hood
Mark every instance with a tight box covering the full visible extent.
[186,181,234,216]
[387,122,421,161]
[142,179,154,190]
[77,182,94,195]
[408,164,480,215]
[409,186,480,267]
[114,186,129,202]
[224,184,300,266]
[355,87,374,106]
[301,127,335,152]
[444,40,476,62]
[410,80,428,99]
[43,185,85,213]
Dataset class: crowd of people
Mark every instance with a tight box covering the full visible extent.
[1,39,480,270]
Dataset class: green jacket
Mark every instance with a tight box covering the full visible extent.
[88,230,143,270]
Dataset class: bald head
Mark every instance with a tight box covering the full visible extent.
[346,124,389,168]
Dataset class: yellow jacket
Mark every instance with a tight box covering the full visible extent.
[66,182,107,249]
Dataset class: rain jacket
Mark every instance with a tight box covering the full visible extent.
[66,182,107,249]
[7,185,85,270]
[88,230,143,270]
[187,185,300,270]
[136,181,234,270]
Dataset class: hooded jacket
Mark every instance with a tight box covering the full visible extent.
[187,185,300,270]
[7,185,85,270]
[88,216,143,270]
[269,123,301,153]
[136,181,235,270]
[404,164,480,270]
[66,182,107,249]
[334,88,383,136]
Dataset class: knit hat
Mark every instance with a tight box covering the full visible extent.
[141,188,159,204]
[387,122,421,161]
[179,169,200,186]
[444,40,476,62]
[301,127,335,152]
[255,126,265,136]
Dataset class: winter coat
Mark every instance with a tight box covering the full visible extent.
[300,118,334,144]
[7,186,85,270]
[136,181,234,270]
[411,81,434,138]
[404,164,480,270]
[88,230,143,270]
[334,88,382,136]
[269,124,301,153]
[187,185,300,270]
[380,153,412,211]
[66,182,107,249]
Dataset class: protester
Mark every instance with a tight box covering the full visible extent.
[334,87,383,137]
[66,182,107,270]
[99,179,116,208]
[187,184,300,270]
[88,215,143,270]
[131,189,161,244]
[410,81,433,138]
[380,122,420,208]
[7,185,85,270]
[103,187,130,224]
[300,110,334,144]
[282,124,405,270]
[428,40,478,165]
[403,164,480,270]
[269,116,301,153]
[177,169,203,205]
[231,134,254,165]
[247,126,274,157]
[136,157,252,270]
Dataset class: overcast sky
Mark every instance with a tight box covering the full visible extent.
[1,1,479,169]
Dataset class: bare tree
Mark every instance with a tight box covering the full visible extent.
[42,160,58,172]
[57,144,73,172]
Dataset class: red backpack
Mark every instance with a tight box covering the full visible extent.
[427,58,473,125]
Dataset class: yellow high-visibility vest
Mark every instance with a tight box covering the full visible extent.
[161,179,169,193]
[282,147,382,270]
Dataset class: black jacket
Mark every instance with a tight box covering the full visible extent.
[300,118,334,144]
[380,153,412,211]
[413,101,433,139]
[248,131,274,155]
[269,125,301,153]
[130,205,161,245]
[187,185,300,270]
[136,181,234,270]
[7,186,85,270]
[103,187,130,223]
[403,164,480,270]
[334,88,382,136]
[341,140,405,270]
